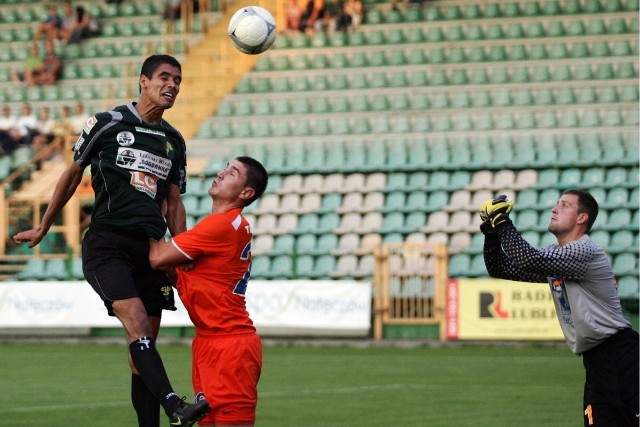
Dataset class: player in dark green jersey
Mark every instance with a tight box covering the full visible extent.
[14,55,210,427]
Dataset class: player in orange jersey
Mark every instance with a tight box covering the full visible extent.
[149,156,268,427]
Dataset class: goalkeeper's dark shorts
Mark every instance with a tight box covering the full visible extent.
[81,224,176,318]
[581,328,639,427]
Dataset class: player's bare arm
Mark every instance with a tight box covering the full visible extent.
[149,239,190,271]
[13,162,85,248]
[164,183,187,236]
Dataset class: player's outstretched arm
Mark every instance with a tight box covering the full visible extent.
[13,162,85,248]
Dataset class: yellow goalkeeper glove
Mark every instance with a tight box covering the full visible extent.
[478,194,514,229]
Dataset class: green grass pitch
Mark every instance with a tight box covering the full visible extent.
[2,341,583,426]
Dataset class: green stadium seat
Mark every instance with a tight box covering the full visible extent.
[608,230,635,254]
[525,22,545,37]
[545,21,565,37]
[308,254,335,279]
[501,2,521,16]
[16,258,46,281]
[617,276,639,299]
[583,0,602,12]
[542,0,562,15]
[590,41,610,57]
[405,27,424,43]
[612,253,637,276]
[603,0,623,11]
[348,31,366,46]
[465,25,483,41]
[563,0,582,13]
[615,19,636,35]
[44,259,69,281]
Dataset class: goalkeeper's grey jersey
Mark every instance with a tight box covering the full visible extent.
[484,227,631,354]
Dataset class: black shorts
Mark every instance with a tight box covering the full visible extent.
[582,328,639,427]
[81,225,176,318]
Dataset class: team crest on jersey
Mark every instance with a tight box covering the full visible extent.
[166,141,174,158]
[82,115,97,134]
[116,131,135,146]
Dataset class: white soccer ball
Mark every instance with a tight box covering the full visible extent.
[228,6,277,55]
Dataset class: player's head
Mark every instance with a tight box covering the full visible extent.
[563,188,598,232]
[550,188,598,235]
[235,156,268,206]
[139,55,182,94]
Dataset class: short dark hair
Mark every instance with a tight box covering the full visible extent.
[139,55,181,93]
[563,188,599,232]
[236,156,268,206]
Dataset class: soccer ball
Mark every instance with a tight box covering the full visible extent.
[228,6,277,55]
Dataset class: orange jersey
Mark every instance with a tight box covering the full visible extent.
[172,208,255,335]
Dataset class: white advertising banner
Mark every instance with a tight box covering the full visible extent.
[0,280,372,336]
[245,280,372,335]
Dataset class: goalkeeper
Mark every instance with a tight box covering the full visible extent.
[478,189,638,427]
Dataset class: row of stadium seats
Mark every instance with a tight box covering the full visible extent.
[361,0,639,23]
[197,106,638,140]
[237,61,637,94]
[14,251,638,298]
[275,16,638,49]
[220,83,638,116]
[261,39,638,71]
[211,131,638,174]
[237,192,638,225]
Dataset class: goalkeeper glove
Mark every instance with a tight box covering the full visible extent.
[477,199,494,234]
[485,194,514,228]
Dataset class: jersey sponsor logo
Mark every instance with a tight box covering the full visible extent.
[130,170,159,198]
[135,126,166,136]
[82,115,97,134]
[116,131,135,146]
[116,147,172,179]
[73,136,85,152]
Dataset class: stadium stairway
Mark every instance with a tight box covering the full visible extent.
[163,0,283,141]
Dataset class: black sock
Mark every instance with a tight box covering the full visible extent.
[129,337,182,417]
[132,373,160,427]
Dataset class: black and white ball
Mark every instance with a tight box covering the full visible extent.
[228,6,277,55]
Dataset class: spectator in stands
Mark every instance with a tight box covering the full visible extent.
[479,192,639,427]
[51,105,74,138]
[299,0,324,33]
[285,0,303,33]
[60,5,101,44]
[0,106,22,154]
[149,156,268,427]
[15,103,38,147]
[13,54,209,427]
[317,0,344,33]
[68,102,90,135]
[35,40,62,85]
[343,0,364,29]
[163,0,182,21]
[32,107,57,159]
[33,3,64,43]
[11,44,44,86]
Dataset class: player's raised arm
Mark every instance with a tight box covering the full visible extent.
[13,161,85,248]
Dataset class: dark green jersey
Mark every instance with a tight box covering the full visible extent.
[73,102,187,239]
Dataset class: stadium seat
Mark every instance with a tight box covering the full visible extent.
[612,253,638,276]
[332,233,361,255]
[617,276,639,299]
[16,258,46,281]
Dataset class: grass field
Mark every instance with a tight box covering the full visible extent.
[1,341,584,426]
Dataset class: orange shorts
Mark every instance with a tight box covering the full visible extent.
[192,332,262,425]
